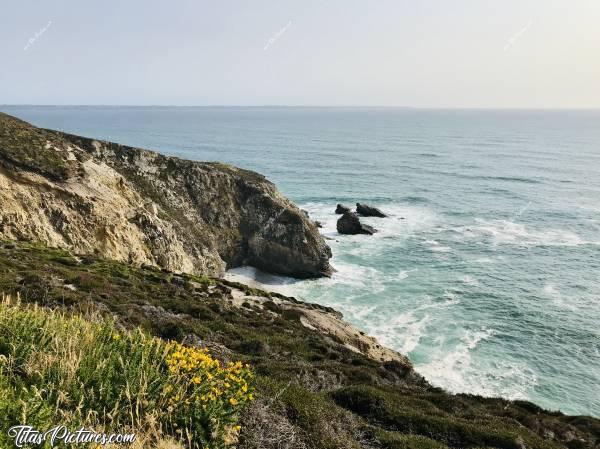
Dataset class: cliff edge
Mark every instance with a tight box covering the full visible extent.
[0,112,332,278]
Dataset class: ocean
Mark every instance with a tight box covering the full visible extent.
[2,106,599,417]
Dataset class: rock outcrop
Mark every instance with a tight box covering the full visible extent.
[0,112,332,278]
[356,202,387,217]
[335,203,351,214]
[337,212,376,235]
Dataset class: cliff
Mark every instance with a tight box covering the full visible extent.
[0,112,332,278]
[1,112,598,449]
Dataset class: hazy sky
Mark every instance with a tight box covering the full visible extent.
[2,0,599,107]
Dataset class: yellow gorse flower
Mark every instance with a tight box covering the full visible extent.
[164,342,254,413]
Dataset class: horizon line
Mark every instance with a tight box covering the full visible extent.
[2,104,600,111]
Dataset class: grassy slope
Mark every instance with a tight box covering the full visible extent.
[0,113,79,180]
[0,241,598,449]
[0,300,252,449]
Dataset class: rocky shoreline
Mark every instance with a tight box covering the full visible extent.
[1,113,598,448]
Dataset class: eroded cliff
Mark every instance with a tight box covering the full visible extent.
[0,113,332,278]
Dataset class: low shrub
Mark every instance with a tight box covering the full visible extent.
[331,386,556,449]
[0,296,253,448]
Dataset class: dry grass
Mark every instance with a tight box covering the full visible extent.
[0,294,253,448]
[238,396,309,449]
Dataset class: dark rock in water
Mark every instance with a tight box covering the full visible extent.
[356,203,387,218]
[337,212,376,235]
[314,221,323,228]
[335,204,351,214]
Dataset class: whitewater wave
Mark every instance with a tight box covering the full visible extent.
[398,268,417,280]
[416,328,538,400]
[322,260,387,293]
[365,296,461,355]
[225,266,298,295]
[461,275,479,285]
[456,219,596,247]
[225,256,391,308]
[423,239,452,253]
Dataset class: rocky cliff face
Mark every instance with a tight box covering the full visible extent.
[0,112,332,278]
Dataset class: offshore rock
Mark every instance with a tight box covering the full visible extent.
[336,212,376,235]
[335,203,351,214]
[356,202,387,218]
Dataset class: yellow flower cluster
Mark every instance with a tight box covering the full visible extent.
[164,343,254,412]
[167,343,221,374]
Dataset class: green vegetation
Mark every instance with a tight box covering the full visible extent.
[0,241,598,448]
[0,113,77,180]
[0,297,252,448]
[206,162,269,185]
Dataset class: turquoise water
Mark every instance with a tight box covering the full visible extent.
[3,106,599,417]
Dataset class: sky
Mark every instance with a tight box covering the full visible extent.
[1,0,599,108]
